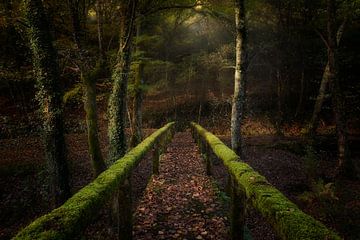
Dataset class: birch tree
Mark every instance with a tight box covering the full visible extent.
[231,0,247,158]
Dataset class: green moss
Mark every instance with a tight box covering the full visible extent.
[13,122,175,240]
[190,122,341,240]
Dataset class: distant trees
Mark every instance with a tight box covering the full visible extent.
[305,0,358,179]
[130,18,145,147]
[23,0,70,206]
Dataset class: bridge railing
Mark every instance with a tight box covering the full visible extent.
[14,122,175,240]
[190,122,341,240]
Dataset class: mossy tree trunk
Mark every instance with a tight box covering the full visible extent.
[108,0,137,237]
[107,0,137,163]
[82,67,107,176]
[327,0,355,178]
[68,0,107,177]
[130,19,144,147]
[24,0,70,206]
[231,0,248,158]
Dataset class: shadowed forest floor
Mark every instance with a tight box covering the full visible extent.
[0,128,359,239]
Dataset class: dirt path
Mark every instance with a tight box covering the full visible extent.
[133,132,229,240]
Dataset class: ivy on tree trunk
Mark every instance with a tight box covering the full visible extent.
[107,0,137,163]
[24,0,70,206]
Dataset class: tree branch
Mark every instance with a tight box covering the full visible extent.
[121,0,137,52]
[314,28,330,49]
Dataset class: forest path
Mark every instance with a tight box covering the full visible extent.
[133,132,230,240]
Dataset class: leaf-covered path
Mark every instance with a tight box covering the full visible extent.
[133,132,229,239]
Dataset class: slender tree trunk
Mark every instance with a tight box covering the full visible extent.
[82,69,106,176]
[231,0,247,158]
[275,69,284,136]
[295,69,305,118]
[24,0,70,206]
[327,0,354,178]
[68,0,82,49]
[96,0,105,61]
[307,17,347,137]
[307,63,330,136]
[130,19,144,147]
[107,0,136,163]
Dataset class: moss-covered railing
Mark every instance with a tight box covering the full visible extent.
[14,122,175,240]
[190,122,341,240]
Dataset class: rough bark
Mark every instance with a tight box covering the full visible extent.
[108,1,137,237]
[24,0,70,206]
[107,0,137,163]
[231,0,247,158]
[130,19,144,147]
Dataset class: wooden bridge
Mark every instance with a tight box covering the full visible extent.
[13,122,340,240]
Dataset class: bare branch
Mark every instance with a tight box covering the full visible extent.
[314,28,330,49]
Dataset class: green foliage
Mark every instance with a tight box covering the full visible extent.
[191,122,341,240]
[298,179,339,204]
[63,84,82,105]
[127,82,150,96]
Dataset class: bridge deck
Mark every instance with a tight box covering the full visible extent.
[133,131,229,239]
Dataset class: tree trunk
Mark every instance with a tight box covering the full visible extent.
[130,19,144,147]
[107,0,136,163]
[327,0,354,178]
[275,69,284,136]
[307,17,347,137]
[107,1,137,237]
[307,63,330,137]
[295,69,305,118]
[68,0,106,177]
[24,0,70,206]
[231,0,247,158]
[96,0,105,61]
[82,69,106,176]
[68,0,82,49]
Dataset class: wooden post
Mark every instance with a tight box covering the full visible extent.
[161,132,170,154]
[118,177,133,240]
[152,143,160,175]
[230,176,246,240]
[201,142,212,176]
